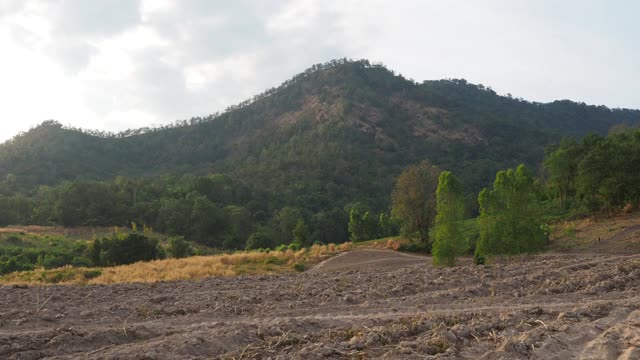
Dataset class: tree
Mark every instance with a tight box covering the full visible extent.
[378,212,398,238]
[391,161,441,243]
[223,205,253,249]
[292,219,310,245]
[310,208,349,244]
[348,208,365,242]
[476,164,546,257]
[433,171,465,266]
[543,138,581,207]
[189,193,228,246]
[274,207,303,244]
[361,211,380,240]
[89,239,102,266]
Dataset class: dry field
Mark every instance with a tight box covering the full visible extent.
[0,250,639,359]
[1,216,640,359]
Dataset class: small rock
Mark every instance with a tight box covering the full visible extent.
[80,310,93,317]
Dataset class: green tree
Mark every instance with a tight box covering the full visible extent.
[391,161,441,243]
[223,205,253,249]
[378,212,398,238]
[89,239,102,266]
[476,164,546,257]
[274,207,304,244]
[433,171,465,266]
[310,208,349,244]
[543,139,582,207]
[361,211,380,240]
[189,193,228,246]
[292,219,310,245]
[348,208,365,242]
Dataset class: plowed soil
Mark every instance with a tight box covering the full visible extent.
[2,249,640,359]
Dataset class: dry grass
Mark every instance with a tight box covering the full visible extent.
[549,211,640,252]
[0,243,352,285]
[0,225,119,239]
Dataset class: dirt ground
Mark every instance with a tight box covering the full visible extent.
[2,248,640,359]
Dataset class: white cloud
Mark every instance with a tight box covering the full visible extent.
[0,0,638,143]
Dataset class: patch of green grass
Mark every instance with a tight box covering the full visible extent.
[292,262,306,272]
[264,256,286,265]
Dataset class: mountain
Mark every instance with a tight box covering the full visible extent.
[1,59,639,212]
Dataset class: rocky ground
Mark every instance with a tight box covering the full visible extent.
[1,249,640,359]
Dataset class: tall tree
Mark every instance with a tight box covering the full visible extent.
[433,171,465,266]
[477,164,545,256]
[543,138,582,207]
[348,208,365,242]
[391,160,441,243]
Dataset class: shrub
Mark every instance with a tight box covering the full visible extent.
[473,252,486,265]
[100,233,164,266]
[245,232,273,250]
[264,256,285,265]
[564,223,576,238]
[287,242,301,251]
[292,262,306,272]
[398,241,431,253]
[82,269,102,279]
[167,236,193,259]
[275,244,288,252]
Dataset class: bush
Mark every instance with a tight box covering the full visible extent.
[167,236,193,258]
[0,257,32,275]
[100,233,164,266]
[287,242,301,251]
[292,262,306,272]
[397,241,431,253]
[82,269,102,279]
[473,252,486,265]
[275,244,288,252]
[245,232,273,250]
[264,256,285,265]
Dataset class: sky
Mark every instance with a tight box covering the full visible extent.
[0,0,638,142]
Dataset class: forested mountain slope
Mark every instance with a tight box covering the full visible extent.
[1,59,639,212]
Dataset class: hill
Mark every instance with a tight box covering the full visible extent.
[1,59,639,217]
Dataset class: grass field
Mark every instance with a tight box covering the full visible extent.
[0,242,352,285]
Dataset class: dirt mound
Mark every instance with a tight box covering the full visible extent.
[2,251,640,359]
[310,249,427,273]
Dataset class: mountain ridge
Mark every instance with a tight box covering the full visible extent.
[1,59,639,212]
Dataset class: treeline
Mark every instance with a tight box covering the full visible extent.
[386,128,640,266]
[0,174,351,250]
[0,230,197,275]
[384,160,548,266]
[544,128,640,215]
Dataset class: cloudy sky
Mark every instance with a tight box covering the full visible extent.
[0,0,638,142]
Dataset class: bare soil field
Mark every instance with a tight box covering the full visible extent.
[1,248,640,359]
